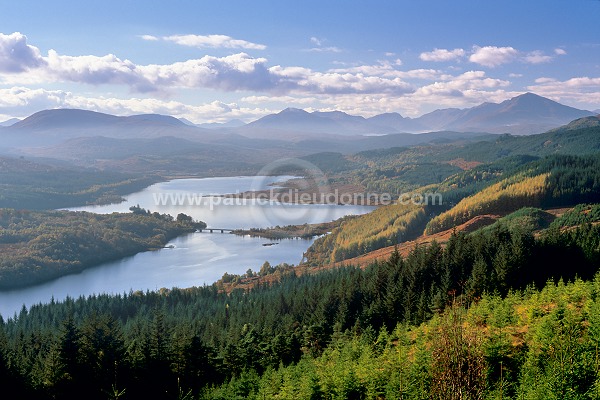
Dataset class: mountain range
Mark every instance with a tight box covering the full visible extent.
[0,93,595,151]
[241,93,595,136]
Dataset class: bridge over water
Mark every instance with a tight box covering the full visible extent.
[198,228,235,233]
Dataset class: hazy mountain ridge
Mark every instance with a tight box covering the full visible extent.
[1,93,593,141]
[197,119,247,129]
[1,108,219,147]
[0,93,594,154]
[243,93,594,136]
[12,109,187,130]
[0,118,21,127]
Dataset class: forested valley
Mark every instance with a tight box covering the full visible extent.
[2,1,600,397]
[1,209,599,398]
[1,122,600,398]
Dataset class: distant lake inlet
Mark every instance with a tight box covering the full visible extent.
[0,176,374,318]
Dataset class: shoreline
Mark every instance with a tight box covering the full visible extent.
[231,218,356,240]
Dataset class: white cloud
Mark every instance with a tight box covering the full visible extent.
[139,35,159,41]
[554,48,567,55]
[0,33,428,98]
[509,73,523,78]
[534,77,556,84]
[528,76,600,106]
[305,36,342,53]
[140,53,275,92]
[469,46,561,67]
[241,95,317,105]
[269,63,415,95]
[328,61,440,80]
[0,40,278,93]
[1,33,595,120]
[0,86,275,123]
[469,46,518,67]
[416,70,510,95]
[306,46,342,53]
[163,34,266,50]
[0,32,46,73]
[0,87,69,115]
[249,70,516,118]
[46,50,156,92]
[419,48,465,62]
[523,50,553,64]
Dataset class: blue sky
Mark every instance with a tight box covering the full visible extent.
[0,0,598,123]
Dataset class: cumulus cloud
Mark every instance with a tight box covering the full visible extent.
[528,76,600,105]
[2,32,591,120]
[0,40,279,93]
[523,50,553,64]
[46,50,157,92]
[0,32,495,101]
[554,48,567,55]
[469,46,519,67]
[162,34,266,50]
[0,86,275,123]
[241,70,517,118]
[415,70,510,96]
[328,61,442,81]
[468,46,561,67]
[0,87,70,115]
[140,53,277,92]
[269,64,414,95]
[419,48,465,62]
[1,42,419,102]
[0,32,46,73]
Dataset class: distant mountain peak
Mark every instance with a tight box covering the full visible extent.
[279,107,308,114]
[178,117,197,126]
[0,117,21,127]
[11,108,187,131]
[519,91,542,98]
[12,109,119,130]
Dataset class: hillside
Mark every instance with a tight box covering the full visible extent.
[0,155,160,209]
[302,142,600,265]
[2,215,599,398]
[0,208,205,289]
[426,154,600,234]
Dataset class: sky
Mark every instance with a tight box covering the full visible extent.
[0,0,599,123]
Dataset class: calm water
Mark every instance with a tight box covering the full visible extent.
[0,176,373,318]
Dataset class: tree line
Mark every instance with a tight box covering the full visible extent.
[0,207,205,289]
[0,215,598,398]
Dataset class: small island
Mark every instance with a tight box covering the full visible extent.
[231,216,358,240]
